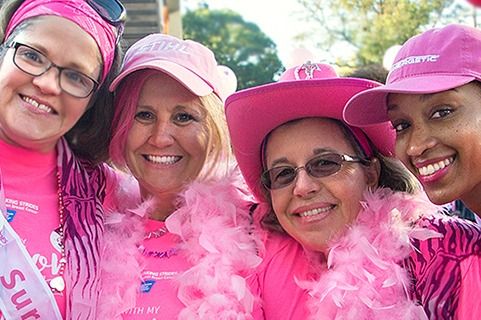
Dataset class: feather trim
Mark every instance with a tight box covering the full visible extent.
[98,166,262,319]
[97,173,144,320]
[298,188,442,320]
[166,168,262,319]
[98,213,145,319]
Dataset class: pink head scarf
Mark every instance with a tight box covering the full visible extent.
[4,0,118,82]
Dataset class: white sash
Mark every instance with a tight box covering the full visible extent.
[0,169,62,320]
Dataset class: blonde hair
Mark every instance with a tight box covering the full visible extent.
[110,70,233,182]
[196,93,234,182]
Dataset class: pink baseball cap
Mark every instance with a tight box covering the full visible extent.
[225,62,395,202]
[344,24,481,126]
[110,33,222,99]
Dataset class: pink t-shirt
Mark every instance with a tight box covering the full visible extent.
[120,221,309,320]
[458,255,481,319]
[0,139,120,319]
[251,231,311,319]
[122,219,188,320]
[0,139,66,317]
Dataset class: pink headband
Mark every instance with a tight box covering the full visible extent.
[5,0,117,82]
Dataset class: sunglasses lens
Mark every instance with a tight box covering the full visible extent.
[261,154,347,190]
[308,154,342,178]
[88,0,126,23]
[262,167,296,189]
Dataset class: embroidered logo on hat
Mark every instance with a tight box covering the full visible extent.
[344,24,481,126]
[109,33,224,99]
[132,40,190,55]
[391,54,440,71]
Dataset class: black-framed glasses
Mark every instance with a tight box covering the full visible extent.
[87,0,127,43]
[261,153,371,190]
[7,41,99,98]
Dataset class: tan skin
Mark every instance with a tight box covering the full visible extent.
[388,82,481,215]
[0,16,101,153]
[265,118,379,254]
[125,73,209,220]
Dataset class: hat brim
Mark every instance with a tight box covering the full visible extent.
[109,60,214,96]
[225,78,395,201]
[344,74,475,126]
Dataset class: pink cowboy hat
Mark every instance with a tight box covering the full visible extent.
[225,62,395,201]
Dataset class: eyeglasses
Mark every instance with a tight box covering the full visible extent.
[7,41,99,98]
[261,153,370,190]
[87,0,127,42]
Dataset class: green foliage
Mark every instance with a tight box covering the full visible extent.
[182,8,284,90]
[297,0,457,66]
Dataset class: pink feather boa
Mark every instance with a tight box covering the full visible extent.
[98,168,262,319]
[98,174,143,319]
[166,170,263,319]
[298,189,443,320]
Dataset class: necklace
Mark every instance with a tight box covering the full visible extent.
[138,245,179,258]
[138,226,179,259]
[48,169,66,293]
[144,227,168,240]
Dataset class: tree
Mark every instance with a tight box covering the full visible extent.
[182,8,284,90]
[297,0,463,67]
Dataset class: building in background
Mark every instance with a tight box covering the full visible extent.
[122,0,181,47]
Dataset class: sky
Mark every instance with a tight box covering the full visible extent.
[183,0,322,67]
[183,0,478,68]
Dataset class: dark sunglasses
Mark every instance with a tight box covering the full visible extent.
[87,0,126,40]
[87,0,126,24]
[261,153,370,190]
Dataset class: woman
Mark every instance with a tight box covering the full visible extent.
[0,0,124,318]
[99,33,307,320]
[225,61,481,319]
[344,24,481,221]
